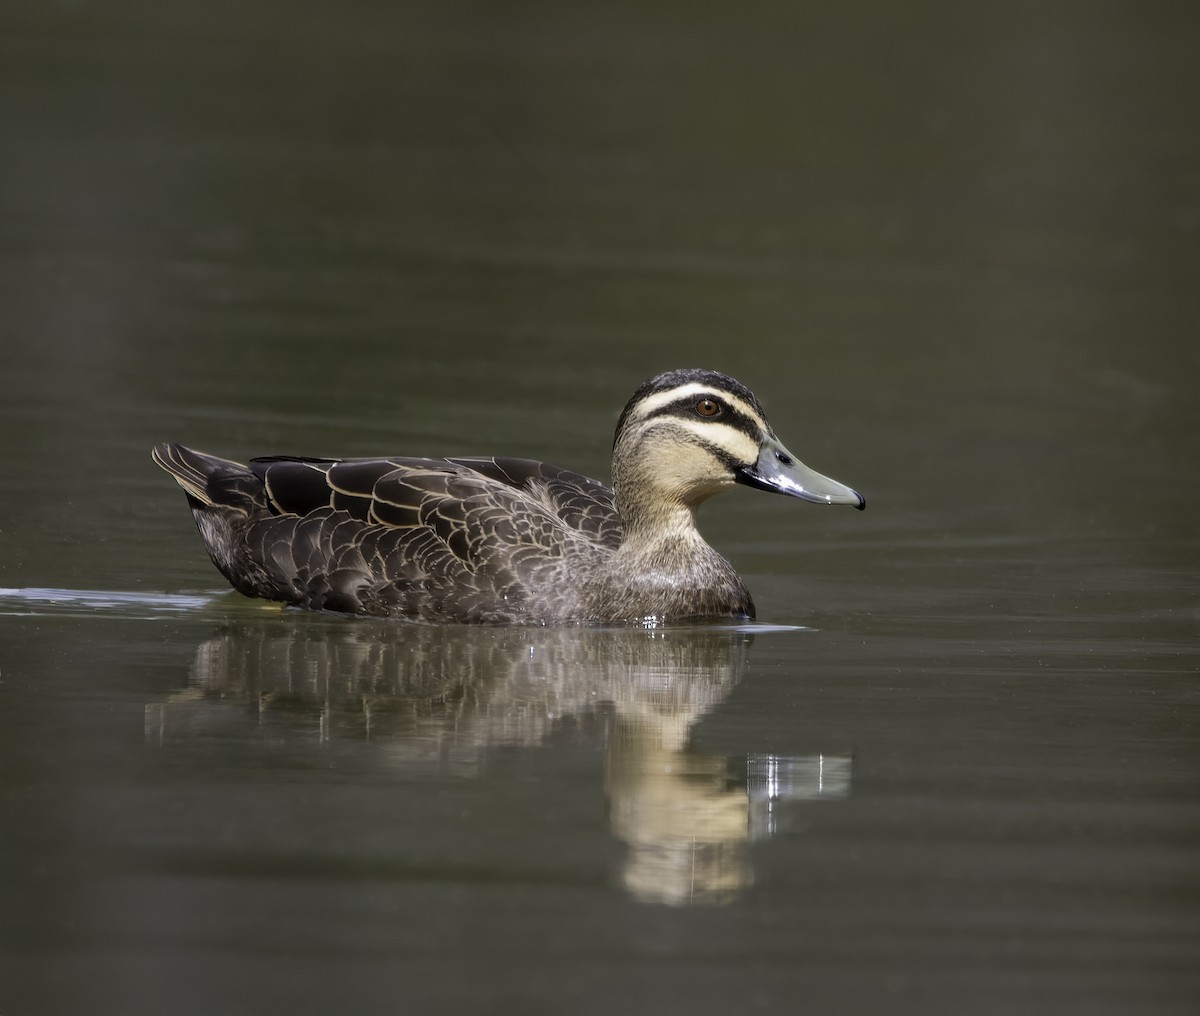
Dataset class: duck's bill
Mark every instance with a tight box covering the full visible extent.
[736,436,865,509]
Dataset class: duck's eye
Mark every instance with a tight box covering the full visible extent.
[695,398,721,418]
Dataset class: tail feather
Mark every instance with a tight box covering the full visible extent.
[152,442,214,504]
[152,443,264,512]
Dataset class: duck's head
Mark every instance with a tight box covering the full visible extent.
[611,368,865,523]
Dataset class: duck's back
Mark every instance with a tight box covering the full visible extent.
[153,444,620,623]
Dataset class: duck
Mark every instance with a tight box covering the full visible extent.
[153,368,864,625]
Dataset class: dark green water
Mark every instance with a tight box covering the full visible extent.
[1,2,1197,1013]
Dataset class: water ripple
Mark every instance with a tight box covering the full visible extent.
[0,587,219,620]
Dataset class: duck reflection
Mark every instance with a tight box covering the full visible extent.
[146,620,851,905]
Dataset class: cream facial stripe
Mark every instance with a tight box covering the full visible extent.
[626,383,769,432]
[669,419,761,463]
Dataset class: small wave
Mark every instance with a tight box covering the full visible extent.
[0,587,220,620]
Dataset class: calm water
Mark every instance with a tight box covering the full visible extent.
[2,2,1198,1013]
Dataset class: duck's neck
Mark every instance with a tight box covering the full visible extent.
[586,495,753,623]
[616,497,704,555]
[612,471,731,579]
[612,449,710,543]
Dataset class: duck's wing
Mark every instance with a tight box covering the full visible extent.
[227,454,615,621]
[157,445,618,621]
[249,455,621,549]
[446,457,621,550]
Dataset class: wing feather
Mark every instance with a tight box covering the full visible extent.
[165,449,619,622]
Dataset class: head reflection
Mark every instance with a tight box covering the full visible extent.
[147,620,852,906]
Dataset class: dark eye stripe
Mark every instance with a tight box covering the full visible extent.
[641,395,763,441]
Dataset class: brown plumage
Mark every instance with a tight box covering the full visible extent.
[153,369,864,624]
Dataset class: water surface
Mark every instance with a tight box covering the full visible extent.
[1,2,1197,1013]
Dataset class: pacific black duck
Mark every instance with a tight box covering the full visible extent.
[153,368,864,624]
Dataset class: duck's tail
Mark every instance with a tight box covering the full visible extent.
[152,443,264,513]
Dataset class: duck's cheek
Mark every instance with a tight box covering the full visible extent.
[647,444,736,504]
